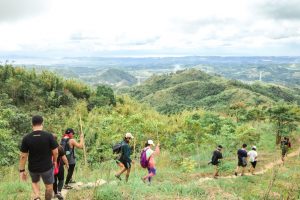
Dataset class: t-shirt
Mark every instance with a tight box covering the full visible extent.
[20,130,58,173]
[247,150,257,162]
[237,149,247,161]
[120,141,131,163]
[211,150,223,165]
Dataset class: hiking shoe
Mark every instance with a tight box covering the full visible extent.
[56,193,64,200]
[115,175,122,181]
[69,179,76,184]
[63,184,73,189]
[234,172,238,176]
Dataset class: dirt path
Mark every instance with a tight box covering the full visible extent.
[58,179,106,200]
[199,145,300,183]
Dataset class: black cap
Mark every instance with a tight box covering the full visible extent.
[65,128,75,135]
[218,145,223,149]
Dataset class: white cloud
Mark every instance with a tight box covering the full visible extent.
[0,0,300,56]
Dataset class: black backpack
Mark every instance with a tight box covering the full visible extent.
[60,138,71,156]
[112,142,123,154]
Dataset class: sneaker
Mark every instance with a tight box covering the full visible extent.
[63,184,73,189]
[69,179,76,184]
[115,174,122,181]
[56,192,64,200]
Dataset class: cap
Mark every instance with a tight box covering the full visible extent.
[148,140,155,146]
[65,128,75,135]
[217,145,223,149]
[252,146,257,150]
[125,132,134,139]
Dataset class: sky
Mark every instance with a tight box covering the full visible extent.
[0,0,300,57]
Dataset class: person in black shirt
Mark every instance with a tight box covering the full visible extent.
[234,144,248,176]
[19,115,58,200]
[115,132,134,182]
[211,145,223,179]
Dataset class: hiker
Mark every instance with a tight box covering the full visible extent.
[141,140,160,183]
[61,128,84,189]
[235,144,248,176]
[281,137,290,162]
[53,134,69,200]
[247,146,257,175]
[19,115,58,200]
[115,132,134,182]
[211,145,223,179]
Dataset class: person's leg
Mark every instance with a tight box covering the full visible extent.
[65,164,75,185]
[143,168,156,182]
[32,182,40,199]
[125,167,131,182]
[29,171,41,199]
[53,175,58,195]
[213,165,219,178]
[241,166,246,176]
[45,184,53,200]
[57,167,64,193]
[235,166,239,175]
[41,167,55,200]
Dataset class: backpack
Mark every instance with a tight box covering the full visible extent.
[112,142,123,154]
[60,138,71,157]
[140,148,149,168]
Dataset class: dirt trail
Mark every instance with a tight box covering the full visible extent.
[199,144,300,183]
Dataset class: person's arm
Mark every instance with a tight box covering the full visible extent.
[19,152,28,181]
[153,143,160,156]
[62,155,69,169]
[70,134,84,149]
[52,148,58,168]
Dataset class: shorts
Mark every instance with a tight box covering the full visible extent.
[148,167,156,175]
[118,159,131,169]
[238,159,247,167]
[282,149,287,156]
[29,167,54,184]
[250,161,257,168]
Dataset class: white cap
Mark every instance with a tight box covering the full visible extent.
[125,132,134,139]
[148,140,155,146]
[252,146,257,150]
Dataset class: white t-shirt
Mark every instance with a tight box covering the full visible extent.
[248,150,258,162]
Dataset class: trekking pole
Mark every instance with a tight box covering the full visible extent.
[79,115,88,166]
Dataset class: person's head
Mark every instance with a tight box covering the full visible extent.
[124,132,134,143]
[146,140,155,147]
[284,137,287,140]
[65,128,75,135]
[242,144,247,148]
[217,145,223,151]
[32,115,43,127]
[252,146,257,151]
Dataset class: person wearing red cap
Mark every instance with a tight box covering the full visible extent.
[61,128,84,189]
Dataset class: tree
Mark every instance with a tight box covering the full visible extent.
[268,103,300,144]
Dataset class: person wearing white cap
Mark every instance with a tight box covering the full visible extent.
[247,146,258,175]
[141,139,160,183]
[115,132,134,182]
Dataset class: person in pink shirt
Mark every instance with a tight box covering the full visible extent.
[141,140,160,183]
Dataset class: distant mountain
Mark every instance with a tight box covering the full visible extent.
[125,69,300,114]
[96,68,137,87]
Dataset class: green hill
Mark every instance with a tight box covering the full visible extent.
[126,69,300,114]
[97,68,137,87]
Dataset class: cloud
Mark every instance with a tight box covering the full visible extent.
[259,0,300,20]
[0,0,49,22]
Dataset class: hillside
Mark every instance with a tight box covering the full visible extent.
[126,69,300,114]
[97,68,137,87]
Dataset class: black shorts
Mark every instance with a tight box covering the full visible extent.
[238,159,247,167]
[118,159,131,169]
[29,167,54,184]
[250,161,257,168]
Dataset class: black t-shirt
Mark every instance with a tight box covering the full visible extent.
[20,130,58,173]
[237,149,247,160]
[211,150,223,165]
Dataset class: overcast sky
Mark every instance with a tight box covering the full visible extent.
[0,0,300,57]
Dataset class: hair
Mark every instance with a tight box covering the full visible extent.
[252,147,256,150]
[242,144,247,148]
[32,115,43,126]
